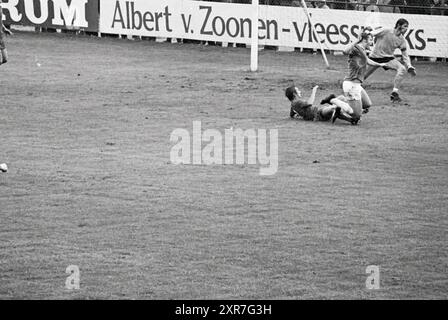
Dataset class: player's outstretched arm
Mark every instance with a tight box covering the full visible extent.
[401,48,416,76]
[370,27,386,37]
[307,85,319,105]
[343,30,367,55]
[366,57,385,68]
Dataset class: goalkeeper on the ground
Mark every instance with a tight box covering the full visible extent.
[285,85,357,125]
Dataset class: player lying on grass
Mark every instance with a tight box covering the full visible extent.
[339,29,386,124]
[364,18,417,103]
[285,85,356,124]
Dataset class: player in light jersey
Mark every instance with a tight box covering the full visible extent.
[285,85,356,124]
[364,18,417,103]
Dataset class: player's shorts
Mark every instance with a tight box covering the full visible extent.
[370,57,396,70]
[293,105,330,122]
[314,106,332,121]
[297,106,316,121]
[343,80,362,101]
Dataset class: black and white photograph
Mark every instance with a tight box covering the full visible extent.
[0,0,447,305]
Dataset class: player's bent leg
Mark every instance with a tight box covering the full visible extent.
[347,99,362,123]
[320,93,354,115]
[337,109,355,124]
[361,88,371,108]
[320,93,336,105]
[0,48,7,64]
[316,105,353,124]
[342,80,362,123]
[318,105,337,121]
[384,59,406,102]
[361,88,372,113]
[330,97,354,115]
[393,62,406,90]
[384,59,406,86]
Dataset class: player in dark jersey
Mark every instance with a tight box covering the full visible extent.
[285,85,356,124]
[339,29,386,124]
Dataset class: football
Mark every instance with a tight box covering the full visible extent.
[0,163,8,172]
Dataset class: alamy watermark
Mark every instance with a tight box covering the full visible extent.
[170,121,278,175]
[65,265,80,290]
[366,265,380,290]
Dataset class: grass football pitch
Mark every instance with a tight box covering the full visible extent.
[0,31,447,299]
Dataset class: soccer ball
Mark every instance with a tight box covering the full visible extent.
[0,163,8,172]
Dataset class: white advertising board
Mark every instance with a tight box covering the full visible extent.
[100,0,448,57]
